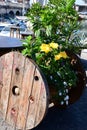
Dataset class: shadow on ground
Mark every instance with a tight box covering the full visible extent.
[33,87,87,130]
[81,58,87,71]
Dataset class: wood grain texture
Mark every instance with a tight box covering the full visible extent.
[0,51,49,130]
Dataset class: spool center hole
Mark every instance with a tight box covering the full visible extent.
[12,86,20,96]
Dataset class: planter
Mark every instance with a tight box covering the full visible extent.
[49,50,86,108]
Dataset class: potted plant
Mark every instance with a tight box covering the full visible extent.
[22,0,86,107]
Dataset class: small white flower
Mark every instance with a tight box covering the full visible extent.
[64,95,69,101]
[59,92,62,96]
[63,81,67,86]
[55,80,57,82]
[61,101,64,105]
[50,76,53,80]
[66,89,68,93]
[57,72,61,76]
[66,100,69,105]
[59,91,62,96]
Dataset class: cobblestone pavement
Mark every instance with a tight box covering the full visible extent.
[0,52,87,130]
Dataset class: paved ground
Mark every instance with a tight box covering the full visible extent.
[34,89,87,130]
[0,49,87,130]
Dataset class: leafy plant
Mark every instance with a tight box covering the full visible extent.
[26,0,82,52]
[22,0,82,105]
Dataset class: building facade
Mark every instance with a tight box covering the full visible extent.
[30,0,48,7]
[0,0,30,16]
[0,0,47,17]
[75,0,87,13]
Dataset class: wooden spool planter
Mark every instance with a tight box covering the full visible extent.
[0,51,49,130]
[49,50,86,108]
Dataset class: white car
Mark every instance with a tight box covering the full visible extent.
[0,25,26,38]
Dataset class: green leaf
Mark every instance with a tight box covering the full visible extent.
[35,29,40,37]
[46,25,52,36]
[66,0,75,9]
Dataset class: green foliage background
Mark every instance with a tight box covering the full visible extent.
[26,0,81,53]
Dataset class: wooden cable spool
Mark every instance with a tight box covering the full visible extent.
[0,51,49,130]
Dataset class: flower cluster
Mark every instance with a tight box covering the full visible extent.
[40,43,68,60]
[40,43,58,53]
[22,39,77,105]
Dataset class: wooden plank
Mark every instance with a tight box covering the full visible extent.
[26,67,48,129]
[6,52,25,127]
[34,77,49,126]
[0,52,14,119]
[16,57,35,129]
[0,56,5,115]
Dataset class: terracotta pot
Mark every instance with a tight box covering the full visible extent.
[49,50,86,108]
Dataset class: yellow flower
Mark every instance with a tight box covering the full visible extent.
[55,51,68,60]
[60,51,68,59]
[49,42,59,49]
[40,44,51,53]
[55,53,62,60]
